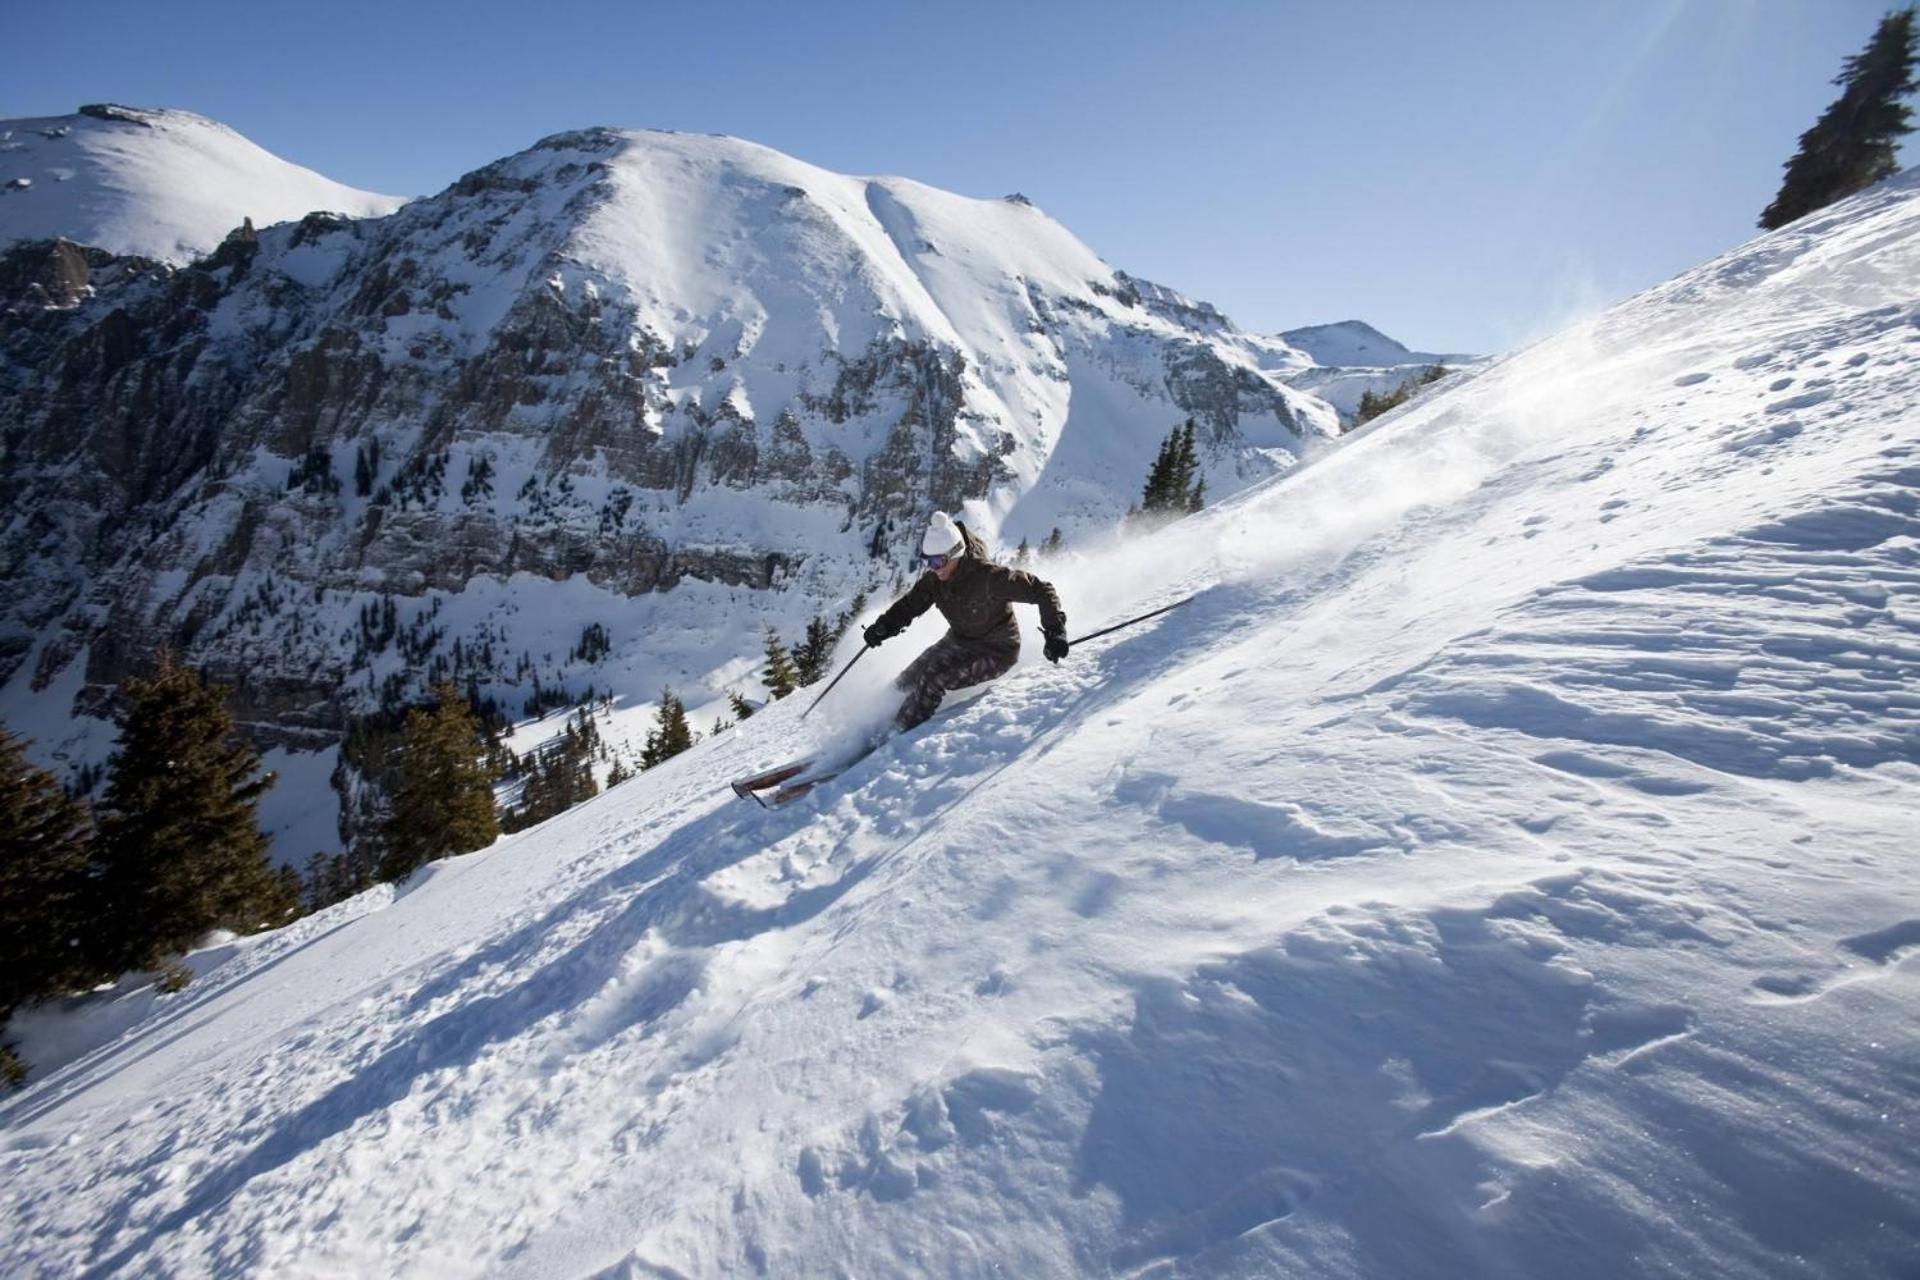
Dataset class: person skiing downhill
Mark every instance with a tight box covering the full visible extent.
[863,512,1069,732]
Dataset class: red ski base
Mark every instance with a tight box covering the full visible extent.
[730,758,820,807]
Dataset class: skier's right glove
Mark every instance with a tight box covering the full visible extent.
[1044,634,1069,664]
[862,622,888,649]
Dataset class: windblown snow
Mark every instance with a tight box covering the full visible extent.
[4,166,1918,1276]
[0,105,405,263]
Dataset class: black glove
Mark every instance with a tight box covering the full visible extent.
[863,622,887,649]
[1044,633,1069,664]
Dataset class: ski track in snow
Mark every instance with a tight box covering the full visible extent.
[5,176,1920,1276]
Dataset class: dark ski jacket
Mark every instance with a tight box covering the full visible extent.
[869,523,1066,653]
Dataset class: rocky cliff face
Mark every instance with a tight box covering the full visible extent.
[0,123,1339,847]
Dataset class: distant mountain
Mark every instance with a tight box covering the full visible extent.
[0,104,405,263]
[0,115,1339,859]
[1277,320,1478,422]
[1279,319,1471,369]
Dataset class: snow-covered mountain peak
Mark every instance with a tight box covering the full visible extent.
[0,103,406,263]
[440,123,1161,366]
[1280,317,1468,367]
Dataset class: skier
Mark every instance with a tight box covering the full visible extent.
[862,512,1069,732]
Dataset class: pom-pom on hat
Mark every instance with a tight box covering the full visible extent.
[922,511,964,557]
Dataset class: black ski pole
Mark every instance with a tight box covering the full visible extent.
[1066,594,1197,650]
[801,645,869,720]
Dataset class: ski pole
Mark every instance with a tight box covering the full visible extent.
[1066,594,1197,650]
[801,645,869,720]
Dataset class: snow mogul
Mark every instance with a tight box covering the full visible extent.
[862,512,1069,731]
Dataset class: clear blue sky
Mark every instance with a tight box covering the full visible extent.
[9,0,1912,354]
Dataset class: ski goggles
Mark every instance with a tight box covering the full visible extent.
[921,550,956,569]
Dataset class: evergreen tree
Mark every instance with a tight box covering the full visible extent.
[1762,8,1918,229]
[0,726,102,1020]
[1173,420,1200,505]
[1355,388,1387,425]
[762,628,799,699]
[301,850,371,914]
[640,689,696,769]
[353,443,378,498]
[1041,527,1064,556]
[380,682,499,881]
[728,690,757,721]
[791,615,836,686]
[1139,431,1177,510]
[1013,537,1032,566]
[93,654,286,973]
[1352,365,1451,429]
[832,592,869,645]
[1134,421,1205,524]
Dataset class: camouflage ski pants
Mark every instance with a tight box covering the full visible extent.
[893,634,1018,732]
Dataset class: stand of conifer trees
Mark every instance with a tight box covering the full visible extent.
[1353,364,1452,429]
[0,728,100,1084]
[1,655,298,1084]
[381,682,500,878]
[92,656,295,972]
[641,689,695,768]
[1133,420,1206,525]
[758,592,869,703]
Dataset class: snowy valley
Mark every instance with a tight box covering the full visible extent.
[1,117,1915,1278]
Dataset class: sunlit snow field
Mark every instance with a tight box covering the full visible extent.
[4,172,1918,1277]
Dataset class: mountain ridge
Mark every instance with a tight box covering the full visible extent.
[1,113,1340,860]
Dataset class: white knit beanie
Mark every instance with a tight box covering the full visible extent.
[921,511,963,556]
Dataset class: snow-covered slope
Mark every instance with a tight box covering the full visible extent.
[6,168,1919,1277]
[0,105,405,263]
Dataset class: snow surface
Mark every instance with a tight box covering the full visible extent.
[4,170,1920,1276]
[0,105,404,263]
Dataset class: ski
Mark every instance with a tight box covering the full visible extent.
[729,757,816,801]
[731,748,869,808]
[729,681,998,807]
[764,770,845,807]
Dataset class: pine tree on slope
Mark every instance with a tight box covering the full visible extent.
[1136,420,1206,523]
[93,655,289,973]
[762,628,800,700]
[381,682,499,882]
[1140,430,1178,511]
[1173,420,1199,506]
[641,689,696,769]
[791,615,836,686]
[0,727,102,1021]
[1761,7,1918,230]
